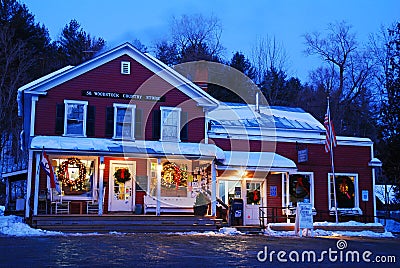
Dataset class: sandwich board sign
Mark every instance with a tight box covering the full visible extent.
[294,202,314,237]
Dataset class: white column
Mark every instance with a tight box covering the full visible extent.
[33,152,41,216]
[98,156,105,216]
[372,167,377,223]
[25,151,34,218]
[156,158,162,216]
[211,159,217,216]
[30,96,38,137]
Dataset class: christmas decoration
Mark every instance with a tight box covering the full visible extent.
[58,158,87,191]
[289,175,310,199]
[114,168,131,183]
[161,162,187,189]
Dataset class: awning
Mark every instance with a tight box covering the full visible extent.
[217,151,297,172]
[30,136,225,160]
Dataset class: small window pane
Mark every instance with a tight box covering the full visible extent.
[66,103,84,135]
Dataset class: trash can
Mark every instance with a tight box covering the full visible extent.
[229,198,243,226]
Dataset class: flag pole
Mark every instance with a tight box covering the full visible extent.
[327,97,339,223]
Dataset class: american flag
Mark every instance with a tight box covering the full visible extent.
[324,104,337,153]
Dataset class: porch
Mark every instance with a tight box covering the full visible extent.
[31,214,223,233]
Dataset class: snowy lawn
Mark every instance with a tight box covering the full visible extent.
[0,206,397,237]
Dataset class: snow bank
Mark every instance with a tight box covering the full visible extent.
[0,215,62,236]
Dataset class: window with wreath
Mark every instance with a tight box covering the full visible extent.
[64,100,87,136]
[53,157,95,196]
[329,173,359,210]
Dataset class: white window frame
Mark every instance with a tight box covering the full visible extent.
[282,172,315,215]
[64,100,88,137]
[121,61,131,75]
[113,103,136,140]
[160,106,181,142]
[328,173,361,214]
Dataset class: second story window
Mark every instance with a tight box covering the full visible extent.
[64,100,88,136]
[160,107,181,142]
[113,104,136,140]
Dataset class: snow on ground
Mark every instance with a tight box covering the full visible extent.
[0,206,397,237]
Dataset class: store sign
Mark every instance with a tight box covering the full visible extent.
[362,190,369,202]
[81,90,165,102]
[297,148,308,163]
[296,202,313,229]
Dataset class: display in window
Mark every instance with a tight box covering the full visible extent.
[57,158,87,194]
[289,174,310,206]
[246,182,261,205]
[161,162,187,189]
[335,176,355,208]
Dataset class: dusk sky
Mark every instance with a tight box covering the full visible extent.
[23,0,399,81]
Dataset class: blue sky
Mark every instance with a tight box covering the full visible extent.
[22,0,399,81]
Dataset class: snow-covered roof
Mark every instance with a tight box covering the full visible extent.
[17,42,219,112]
[217,151,297,171]
[30,136,225,160]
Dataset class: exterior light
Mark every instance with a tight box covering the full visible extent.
[100,161,105,170]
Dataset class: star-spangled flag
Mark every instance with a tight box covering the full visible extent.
[324,103,337,153]
[40,151,61,193]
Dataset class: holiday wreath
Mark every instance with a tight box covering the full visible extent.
[335,176,355,208]
[289,175,310,199]
[57,158,87,191]
[114,168,131,183]
[161,162,187,189]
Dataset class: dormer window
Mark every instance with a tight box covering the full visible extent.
[121,61,131,75]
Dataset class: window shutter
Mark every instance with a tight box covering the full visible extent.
[135,108,143,139]
[55,104,65,135]
[105,107,114,137]
[180,111,188,141]
[152,110,161,140]
[86,105,96,137]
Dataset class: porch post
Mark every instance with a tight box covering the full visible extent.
[156,158,162,216]
[211,159,217,216]
[25,151,34,218]
[98,156,105,216]
[33,152,41,216]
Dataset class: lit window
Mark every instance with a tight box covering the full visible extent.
[328,173,360,213]
[160,107,181,142]
[64,100,88,136]
[113,104,136,140]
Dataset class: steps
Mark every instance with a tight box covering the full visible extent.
[31,215,222,233]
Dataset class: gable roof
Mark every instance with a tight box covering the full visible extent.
[18,42,219,109]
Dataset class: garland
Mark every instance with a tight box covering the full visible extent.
[58,158,87,191]
[114,168,131,183]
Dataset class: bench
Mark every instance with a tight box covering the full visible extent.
[144,195,196,214]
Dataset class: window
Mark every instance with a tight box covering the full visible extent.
[52,157,96,198]
[328,173,360,213]
[121,61,131,74]
[160,107,181,141]
[64,100,88,136]
[283,173,314,215]
[246,182,261,205]
[113,104,136,140]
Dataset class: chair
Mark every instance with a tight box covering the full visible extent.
[50,188,70,214]
[86,187,106,214]
[38,190,48,214]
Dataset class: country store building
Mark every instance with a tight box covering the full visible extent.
[11,43,381,229]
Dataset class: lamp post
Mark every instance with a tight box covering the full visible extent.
[98,157,105,216]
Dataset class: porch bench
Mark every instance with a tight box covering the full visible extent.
[144,195,195,214]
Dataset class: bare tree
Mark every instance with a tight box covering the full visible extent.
[251,35,288,85]
[304,21,377,137]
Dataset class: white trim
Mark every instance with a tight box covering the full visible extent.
[33,152,41,216]
[30,96,39,137]
[63,100,88,137]
[112,103,136,140]
[328,173,362,214]
[283,172,315,208]
[160,106,181,142]
[18,43,219,109]
[25,151,34,218]
[108,160,136,212]
[1,169,28,178]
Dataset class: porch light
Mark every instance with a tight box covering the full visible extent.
[238,169,247,178]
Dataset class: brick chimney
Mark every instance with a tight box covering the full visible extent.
[194,61,208,91]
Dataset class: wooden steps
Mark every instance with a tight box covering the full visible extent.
[268,223,386,233]
[31,215,223,233]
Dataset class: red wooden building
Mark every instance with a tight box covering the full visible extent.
[16,43,381,226]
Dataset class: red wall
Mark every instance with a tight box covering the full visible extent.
[34,55,205,142]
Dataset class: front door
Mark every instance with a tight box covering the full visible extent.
[244,181,265,225]
[109,160,136,212]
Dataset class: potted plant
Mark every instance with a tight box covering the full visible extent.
[193,191,211,216]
